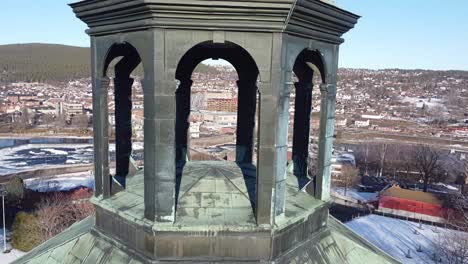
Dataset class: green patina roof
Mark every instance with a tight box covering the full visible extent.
[13,215,399,264]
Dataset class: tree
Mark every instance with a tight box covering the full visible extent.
[412,144,442,192]
[11,212,41,251]
[340,165,360,196]
[34,193,94,243]
[35,193,73,241]
[72,113,88,129]
[5,176,26,205]
[436,193,468,264]
[19,107,30,125]
[354,142,370,176]
[42,114,55,129]
[453,159,468,194]
[376,143,389,177]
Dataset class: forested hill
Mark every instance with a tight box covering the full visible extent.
[0,43,90,83]
[0,43,225,83]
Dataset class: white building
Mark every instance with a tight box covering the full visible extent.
[200,111,237,126]
[63,103,84,117]
[354,119,370,128]
[190,122,201,138]
[361,114,383,120]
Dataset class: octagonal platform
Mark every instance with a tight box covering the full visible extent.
[13,160,398,263]
[98,161,324,229]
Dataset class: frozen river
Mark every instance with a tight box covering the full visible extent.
[0,137,143,176]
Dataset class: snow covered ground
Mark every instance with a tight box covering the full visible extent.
[0,229,25,264]
[24,171,94,192]
[346,214,467,264]
[332,187,379,203]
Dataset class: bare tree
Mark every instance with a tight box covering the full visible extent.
[35,193,74,241]
[386,144,402,180]
[436,230,468,264]
[340,164,360,196]
[464,161,468,194]
[376,143,389,177]
[354,142,371,176]
[412,144,442,192]
[72,113,89,129]
[42,114,55,129]
[34,193,94,242]
[19,107,31,126]
[436,193,468,263]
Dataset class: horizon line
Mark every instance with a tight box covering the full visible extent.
[1,42,467,72]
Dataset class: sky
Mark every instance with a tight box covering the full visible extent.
[0,0,467,71]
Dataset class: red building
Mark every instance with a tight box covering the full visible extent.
[378,186,448,223]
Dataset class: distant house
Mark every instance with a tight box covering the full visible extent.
[190,122,201,138]
[63,102,84,118]
[336,118,347,127]
[378,186,447,223]
[354,119,370,128]
[361,114,383,120]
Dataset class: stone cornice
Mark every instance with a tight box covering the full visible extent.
[70,0,359,44]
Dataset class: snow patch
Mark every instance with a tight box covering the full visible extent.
[41,148,68,155]
[0,229,26,263]
[332,187,379,203]
[346,214,467,264]
[25,173,94,192]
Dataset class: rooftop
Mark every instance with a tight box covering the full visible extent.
[69,0,358,44]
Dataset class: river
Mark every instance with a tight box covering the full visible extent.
[0,137,143,176]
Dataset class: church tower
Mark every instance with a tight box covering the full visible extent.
[14,1,397,263]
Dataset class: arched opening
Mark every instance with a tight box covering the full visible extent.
[174,41,260,217]
[175,41,260,164]
[182,59,239,161]
[288,49,326,192]
[103,43,144,191]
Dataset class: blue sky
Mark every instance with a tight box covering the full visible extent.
[0,0,467,70]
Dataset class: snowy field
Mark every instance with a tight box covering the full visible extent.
[0,229,25,264]
[332,187,379,203]
[24,171,94,192]
[346,214,467,264]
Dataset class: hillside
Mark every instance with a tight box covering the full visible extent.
[0,43,90,83]
[0,43,227,83]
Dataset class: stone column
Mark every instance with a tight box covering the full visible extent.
[114,77,134,178]
[143,76,177,222]
[175,79,193,162]
[315,84,337,201]
[236,78,257,164]
[273,75,293,220]
[256,82,277,225]
[93,77,111,198]
[292,81,313,180]
[256,33,286,225]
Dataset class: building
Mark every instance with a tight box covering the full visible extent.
[63,103,84,118]
[199,110,238,125]
[354,119,370,128]
[14,1,396,263]
[378,186,448,223]
[35,105,56,115]
[7,93,37,103]
[207,97,238,112]
[189,122,201,138]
